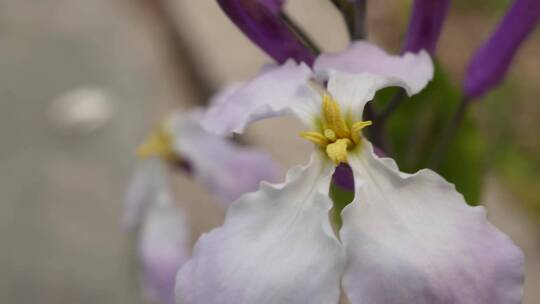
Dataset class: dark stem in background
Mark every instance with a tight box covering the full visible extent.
[364,103,388,152]
[138,0,214,104]
[428,98,469,168]
[280,12,322,55]
[330,0,367,40]
[376,88,406,123]
[364,89,407,155]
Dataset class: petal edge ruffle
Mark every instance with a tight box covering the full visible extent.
[341,142,524,304]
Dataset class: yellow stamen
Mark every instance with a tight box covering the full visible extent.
[324,129,336,141]
[326,138,351,164]
[350,120,373,144]
[300,94,373,164]
[137,125,175,160]
[299,131,328,147]
[322,94,349,138]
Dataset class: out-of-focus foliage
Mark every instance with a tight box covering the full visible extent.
[483,83,540,219]
[329,182,355,229]
[372,62,486,205]
[454,0,509,12]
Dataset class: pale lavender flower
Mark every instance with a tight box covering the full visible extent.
[123,159,190,304]
[464,0,540,99]
[125,107,280,216]
[138,168,190,304]
[204,41,433,136]
[124,90,281,304]
[169,108,281,205]
[176,41,524,304]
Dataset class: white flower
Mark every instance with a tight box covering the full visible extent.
[175,42,524,304]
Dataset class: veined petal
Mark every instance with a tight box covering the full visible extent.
[176,152,345,304]
[202,60,312,136]
[170,111,280,206]
[139,192,190,304]
[124,159,168,230]
[314,41,434,95]
[340,142,524,304]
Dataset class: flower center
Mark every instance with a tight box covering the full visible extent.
[137,124,176,161]
[300,94,372,164]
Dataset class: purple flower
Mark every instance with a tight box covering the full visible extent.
[464,0,540,99]
[217,0,315,65]
[403,0,451,54]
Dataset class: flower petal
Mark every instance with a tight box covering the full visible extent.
[202,60,312,136]
[140,192,190,304]
[124,159,168,230]
[170,111,280,206]
[340,142,524,304]
[325,71,408,121]
[176,152,345,304]
[315,41,434,95]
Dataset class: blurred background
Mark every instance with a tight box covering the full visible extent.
[0,0,538,303]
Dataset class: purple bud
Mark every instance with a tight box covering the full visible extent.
[217,0,315,65]
[332,146,386,191]
[259,0,285,13]
[464,0,540,99]
[403,0,451,54]
[332,163,354,191]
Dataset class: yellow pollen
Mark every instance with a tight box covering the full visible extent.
[300,94,373,165]
[326,138,351,164]
[324,129,336,141]
[137,124,176,161]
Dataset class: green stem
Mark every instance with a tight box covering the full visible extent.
[280,12,321,55]
[376,88,406,123]
[428,98,469,168]
[330,0,367,40]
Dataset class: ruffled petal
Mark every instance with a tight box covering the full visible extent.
[315,41,434,95]
[202,60,312,136]
[326,71,408,121]
[170,111,280,206]
[124,159,168,230]
[340,142,524,304]
[176,152,345,304]
[139,192,190,304]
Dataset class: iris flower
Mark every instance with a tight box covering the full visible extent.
[125,106,279,304]
[176,42,524,304]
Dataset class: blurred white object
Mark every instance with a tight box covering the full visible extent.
[47,87,113,134]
